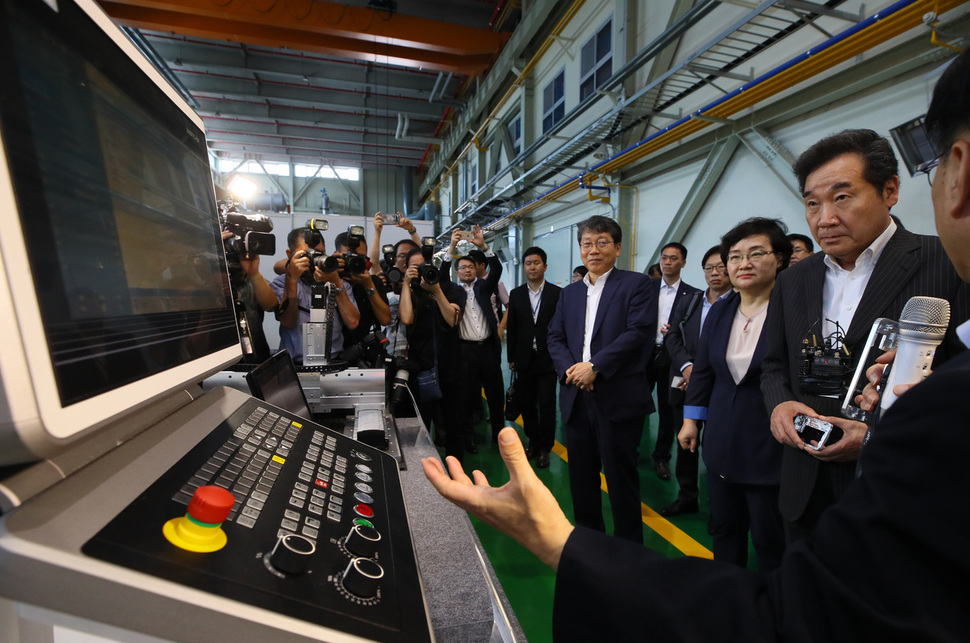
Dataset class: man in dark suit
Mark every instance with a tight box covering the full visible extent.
[422,48,970,641]
[546,215,655,543]
[506,246,561,469]
[647,242,700,481]
[448,226,505,454]
[761,128,970,541]
[660,245,732,516]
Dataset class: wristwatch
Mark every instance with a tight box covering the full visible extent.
[366,287,377,297]
[590,363,600,375]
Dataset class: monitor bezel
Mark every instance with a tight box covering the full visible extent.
[0,0,240,460]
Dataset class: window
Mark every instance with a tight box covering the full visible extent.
[469,160,478,195]
[216,159,359,181]
[542,70,566,134]
[507,115,522,156]
[580,20,612,102]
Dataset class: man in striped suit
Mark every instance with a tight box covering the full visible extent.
[761,129,970,542]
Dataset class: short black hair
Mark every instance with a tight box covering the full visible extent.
[926,49,970,155]
[647,263,661,277]
[719,217,793,273]
[661,242,688,261]
[787,233,814,252]
[701,245,722,267]
[523,246,547,264]
[334,232,351,252]
[287,227,305,252]
[394,239,420,255]
[573,265,588,277]
[576,215,622,245]
[792,129,898,194]
[468,249,487,266]
[457,255,477,268]
[405,247,424,264]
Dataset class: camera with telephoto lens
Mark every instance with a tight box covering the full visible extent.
[388,355,418,406]
[382,243,404,286]
[410,237,439,289]
[303,248,340,276]
[340,330,389,369]
[219,202,276,281]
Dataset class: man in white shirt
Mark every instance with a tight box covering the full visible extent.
[761,129,970,541]
[547,216,656,543]
[647,242,699,482]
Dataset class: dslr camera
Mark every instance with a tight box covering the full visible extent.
[410,237,439,289]
[338,225,369,276]
[382,243,404,287]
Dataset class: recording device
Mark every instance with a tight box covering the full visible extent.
[411,237,439,288]
[304,247,340,274]
[340,330,390,369]
[797,319,853,397]
[841,318,899,423]
[220,207,276,279]
[382,243,404,286]
[339,225,369,275]
[382,212,400,225]
[880,296,951,412]
[303,217,329,248]
[389,356,417,407]
[794,414,834,451]
[456,230,475,242]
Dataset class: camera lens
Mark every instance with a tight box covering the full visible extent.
[345,253,367,275]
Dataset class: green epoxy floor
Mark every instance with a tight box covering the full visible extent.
[448,403,721,643]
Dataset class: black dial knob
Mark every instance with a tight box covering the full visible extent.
[269,534,316,575]
[344,523,381,558]
[342,557,384,598]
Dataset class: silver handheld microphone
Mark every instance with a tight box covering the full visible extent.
[880,296,950,412]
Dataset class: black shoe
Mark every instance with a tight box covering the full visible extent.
[535,451,550,469]
[655,460,671,481]
[525,444,537,460]
[464,436,478,454]
[659,499,699,517]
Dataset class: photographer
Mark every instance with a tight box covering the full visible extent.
[368,212,421,358]
[399,246,465,462]
[334,229,391,359]
[270,227,359,364]
[219,205,278,363]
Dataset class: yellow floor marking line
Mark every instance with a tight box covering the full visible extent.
[550,440,713,559]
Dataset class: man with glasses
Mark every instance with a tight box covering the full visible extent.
[762,128,970,542]
[547,215,655,543]
[786,233,814,265]
[660,246,733,517]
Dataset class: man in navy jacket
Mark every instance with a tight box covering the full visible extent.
[546,215,655,543]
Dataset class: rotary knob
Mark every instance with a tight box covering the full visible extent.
[268,534,316,575]
[344,523,381,559]
[341,557,384,598]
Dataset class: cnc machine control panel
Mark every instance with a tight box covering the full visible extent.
[82,397,432,642]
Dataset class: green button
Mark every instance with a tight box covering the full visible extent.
[354,518,374,529]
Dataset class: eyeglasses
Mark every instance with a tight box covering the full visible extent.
[917,156,941,188]
[727,250,775,264]
[580,239,615,251]
[703,264,726,274]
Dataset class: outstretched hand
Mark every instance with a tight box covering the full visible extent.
[421,427,574,570]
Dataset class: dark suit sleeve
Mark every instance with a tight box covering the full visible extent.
[760,270,796,414]
[506,290,519,364]
[484,253,503,292]
[665,293,694,375]
[683,298,720,418]
[546,293,572,383]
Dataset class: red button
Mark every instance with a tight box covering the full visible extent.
[315,479,329,488]
[187,486,235,524]
[354,504,374,518]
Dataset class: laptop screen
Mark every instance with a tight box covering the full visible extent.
[246,351,313,421]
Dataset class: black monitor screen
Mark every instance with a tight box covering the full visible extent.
[0,0,238,406]
[246,351,313,421]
